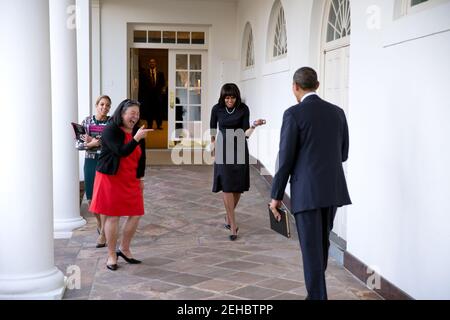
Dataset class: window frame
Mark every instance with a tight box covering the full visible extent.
[323,0,351,52]
[266,0,288,62]
[242,22,255,70]
[397,0,449,17]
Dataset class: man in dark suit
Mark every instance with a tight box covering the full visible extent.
[270,67,351,300]
[139,58,166,130]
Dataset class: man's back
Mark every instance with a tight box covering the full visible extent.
[272,94,351,213]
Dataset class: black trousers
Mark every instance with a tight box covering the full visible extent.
[142,94,163,128]
[294,206,337,300]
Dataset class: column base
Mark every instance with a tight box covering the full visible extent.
[54,217,86,239]
[0,267,66,300]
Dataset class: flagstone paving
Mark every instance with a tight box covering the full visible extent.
[56,165,381,300]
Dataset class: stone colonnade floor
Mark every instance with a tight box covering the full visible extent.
[55,165,381,300]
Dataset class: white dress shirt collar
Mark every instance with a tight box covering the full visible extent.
[301,92,318,102]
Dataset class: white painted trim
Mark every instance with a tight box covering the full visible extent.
[319,0,351,97]
[396,0,450,17]
[266,0,288,64]
[130,23,210,50]
[262,56,290,76]
[385,0,450,47]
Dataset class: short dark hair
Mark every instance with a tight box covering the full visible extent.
[218,83,242,108]
[293,67,319,90]
[111,99,141,127]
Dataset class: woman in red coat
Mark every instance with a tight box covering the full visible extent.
[90,99,152,271]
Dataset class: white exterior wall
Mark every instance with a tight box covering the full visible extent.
[347,0,450,300]
[237,0,316,182]
[99,0,239,125]
[236,0,450,299]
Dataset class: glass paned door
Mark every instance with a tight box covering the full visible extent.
[168,50,207,148]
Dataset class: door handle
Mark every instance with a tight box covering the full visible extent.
[170,91,175,109]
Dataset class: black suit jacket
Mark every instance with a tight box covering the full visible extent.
[271,95,351,213]
[139,68,165,103]
[96,122,146,179]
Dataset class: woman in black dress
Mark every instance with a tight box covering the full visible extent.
[210,84,266,241]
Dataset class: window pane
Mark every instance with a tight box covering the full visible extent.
[191,32,205,44]
[245,28,255,68]
[273,5,287,57]
[190,72,201,88]
[190,55,202,70]
[163,31,176,43]
[176,55,188,70]
[189,106,201,121]
[326,0,351,43]
[148,30,161,43]
[411,0,428,6]
[176,89,188,105]
[175,123,188,138]
[189,89,201,104]
[177,32,190,44]
[176,106,188,121]
[176,72,188,87]
[134,30,146,43]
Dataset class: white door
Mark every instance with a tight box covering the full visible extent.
[323,45,350,241]
[130,48,139,100]
[168,50,207,149]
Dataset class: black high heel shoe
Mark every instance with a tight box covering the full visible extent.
[223,217,231,230]
[224,217,231,230]
[106,255,118,271]
[229,227,239,241]
[116,249,142,264]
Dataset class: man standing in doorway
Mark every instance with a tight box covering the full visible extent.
[139,58,166,130]
[270,67,351,300]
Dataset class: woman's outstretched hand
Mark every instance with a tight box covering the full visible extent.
[253,119,267,127]
[134,125,154,142]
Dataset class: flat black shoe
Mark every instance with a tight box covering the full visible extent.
[116,250,141,264]
[96,242,106,248]
[106,263,118,271]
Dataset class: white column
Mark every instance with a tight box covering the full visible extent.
[76,0,92,180]
[50,0,86,238]
[91,0,101,109]
[0,0,66,299]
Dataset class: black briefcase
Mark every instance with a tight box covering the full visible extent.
[268,205,291,238]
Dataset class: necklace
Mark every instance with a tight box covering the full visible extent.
[225,107,236,115]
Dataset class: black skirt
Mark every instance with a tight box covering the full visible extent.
[212,130,250,193]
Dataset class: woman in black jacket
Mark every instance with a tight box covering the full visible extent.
[90,99,152,271]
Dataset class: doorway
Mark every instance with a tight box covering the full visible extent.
[131,48,168,149]
[168,50,207,149]
[321,0,351,242]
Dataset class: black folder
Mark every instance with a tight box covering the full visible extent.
[71,122,86,141]
[268,205,291,238]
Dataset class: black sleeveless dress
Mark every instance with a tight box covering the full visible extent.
[210,103,250,193]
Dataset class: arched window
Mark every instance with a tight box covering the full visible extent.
[395,0,448,17]
[242,23,255,69]
[326,0,351,43]
[268,1,288,60]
